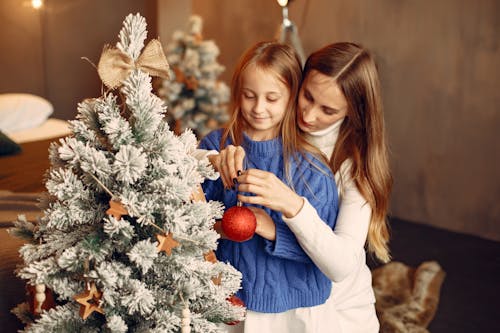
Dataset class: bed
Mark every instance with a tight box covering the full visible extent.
[0,93,71,193]
[0,136,62,193]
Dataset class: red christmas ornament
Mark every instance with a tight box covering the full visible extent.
[221,205,256,242]
[226,294,245,325]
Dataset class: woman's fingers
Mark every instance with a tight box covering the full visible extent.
[219,149,231,188]
[208,154,228,188]
[218,145,247,188]
[237,193,265,206]
[236,170,277,206]
[225,145,246,183]
[233,146,246,178]
[207,153,220,173]
[223,146,237,185]
[235,169,304,217]
[236,169,275,188]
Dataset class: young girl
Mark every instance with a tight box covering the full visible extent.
[198,41,339,332]
[213,42,392,332]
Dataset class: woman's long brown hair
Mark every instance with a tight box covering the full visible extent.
[304,42,393,262]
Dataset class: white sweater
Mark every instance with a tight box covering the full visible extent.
[283,120,376,310]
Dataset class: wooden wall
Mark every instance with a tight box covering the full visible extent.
[0,0,45,96]
[190,0,500,241]
[0,0,157,120]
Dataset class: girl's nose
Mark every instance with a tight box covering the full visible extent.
[253,97,266,113]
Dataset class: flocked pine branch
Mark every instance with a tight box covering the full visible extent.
[117,13,147,61]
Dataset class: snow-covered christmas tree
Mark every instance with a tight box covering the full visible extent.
[157,15,229,139]
[9,13,244,333]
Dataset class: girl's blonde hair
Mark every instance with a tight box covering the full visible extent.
[304,42,393,262]
[222,41,325,182]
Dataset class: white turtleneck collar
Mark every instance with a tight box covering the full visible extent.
[306,118,344,158]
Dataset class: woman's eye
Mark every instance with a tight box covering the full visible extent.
[304,91,313,101]
[267,97,278,103]
[243,93,255,99]
[322,108,336,116]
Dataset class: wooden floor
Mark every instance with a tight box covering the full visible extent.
[0,228,28,332]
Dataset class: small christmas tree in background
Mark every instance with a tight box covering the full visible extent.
[157,15,229,139]
[9,13,244,333]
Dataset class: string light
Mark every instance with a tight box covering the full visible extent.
[31,0,43,9]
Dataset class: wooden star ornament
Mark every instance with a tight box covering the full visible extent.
[74,282,104,320]
[106,199,128,220]
[156,232,180,255]
[203,251,221,285]
[204,251,217,263]
[190,184,206,202]
[212,273,222,286]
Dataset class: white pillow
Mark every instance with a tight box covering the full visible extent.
[0,93,54,133]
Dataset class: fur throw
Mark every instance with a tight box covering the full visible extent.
[372,261,446,333]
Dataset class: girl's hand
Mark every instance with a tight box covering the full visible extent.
[247,207,276,241]
[214,209,275,241]
[213,220,228,239]
[208,145,246,189]
[236,169,304,218]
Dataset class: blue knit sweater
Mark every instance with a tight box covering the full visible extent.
[199,129,339,313]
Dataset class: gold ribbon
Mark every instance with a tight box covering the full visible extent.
[97,39,170,89]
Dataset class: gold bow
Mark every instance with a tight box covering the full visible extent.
[97,39,170,89]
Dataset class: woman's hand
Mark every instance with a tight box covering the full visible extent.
[247,207,276,241]
[208,145,246,189]
[236,169,304,218]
